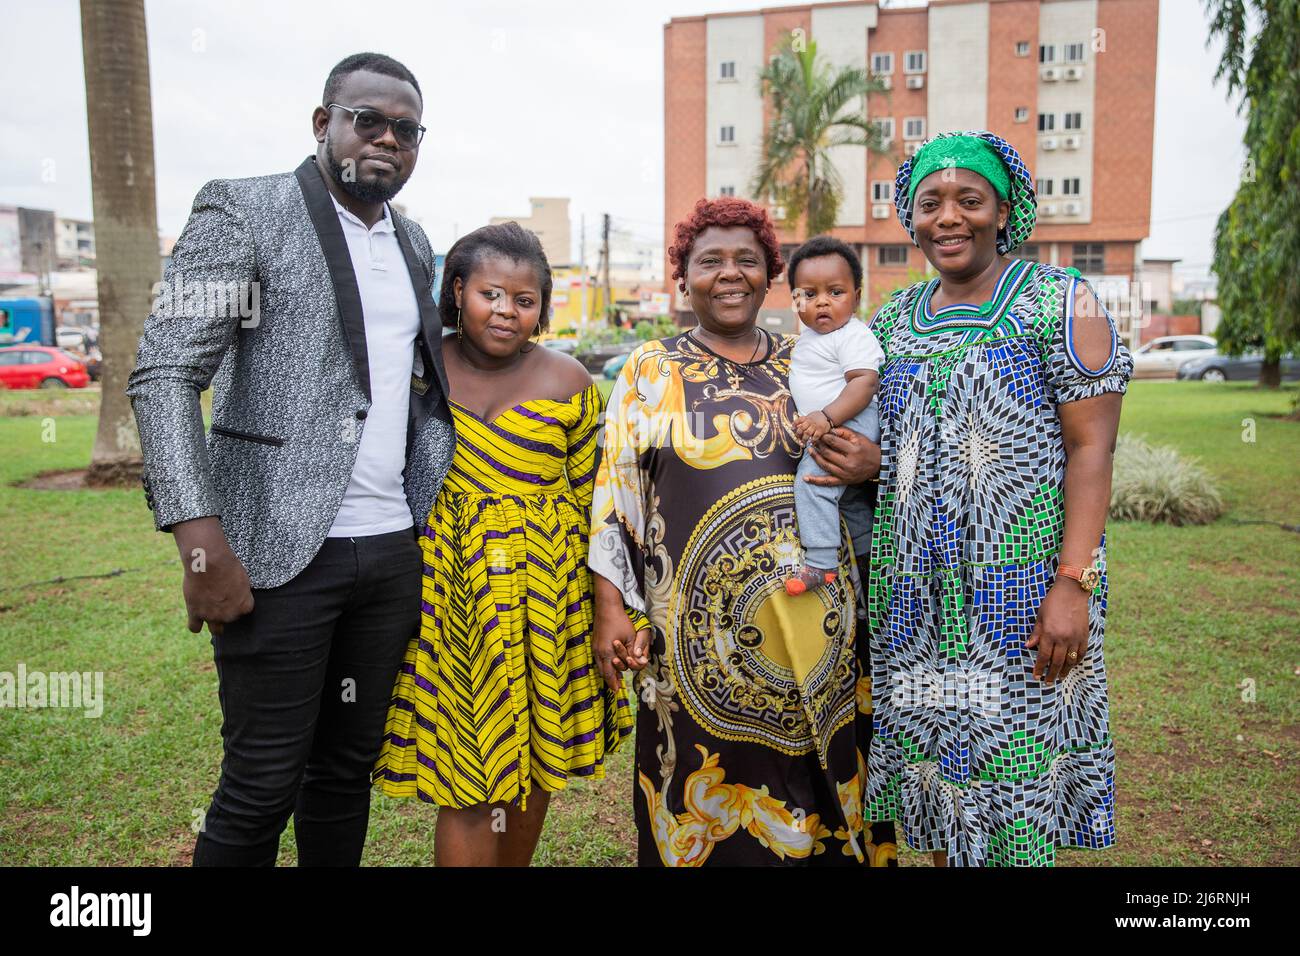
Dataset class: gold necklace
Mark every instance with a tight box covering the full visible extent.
[690,327,763,362]
[688,327,764,389]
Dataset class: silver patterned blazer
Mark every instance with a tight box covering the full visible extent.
[127,156,455,589]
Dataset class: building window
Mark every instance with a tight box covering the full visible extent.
[1064,111,1084,130]
[1073,243,1105,273]
[1037,112,1055,132]
[1019,243,1040,262]
[719,125,735,144]
[904,50,927,74]
[1036,178,1054,196]
[1039,43,1056,64]
[872,180,893,203]
[878,245,909,266]
[904,117,926,140]
[1064,42,1085,63]
[871,52,893,75]
[1062,178,1081,196]
[871,117,895,142]
[1015,41,1031,57]
[719,60,736,80]
[1014,106,1029,123]
[719,185,736,197]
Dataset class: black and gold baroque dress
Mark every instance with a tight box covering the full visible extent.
[589,329,898,866]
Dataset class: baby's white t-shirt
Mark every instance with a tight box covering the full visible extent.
[789,318,885,416]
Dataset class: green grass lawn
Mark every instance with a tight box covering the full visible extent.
[0,381,1295,866]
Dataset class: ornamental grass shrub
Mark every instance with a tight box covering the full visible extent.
[1109,433,1225,526]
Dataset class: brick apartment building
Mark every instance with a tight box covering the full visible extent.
[663,0,1159,330]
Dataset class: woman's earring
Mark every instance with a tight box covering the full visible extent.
[456,307,463,343]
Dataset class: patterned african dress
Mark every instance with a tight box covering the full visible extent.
[590,329,898,867]
[373,381,632,809]
[864,259,1133,866]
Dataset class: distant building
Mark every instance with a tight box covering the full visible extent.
[491,197,572,267]
[1140,257,1180,314]
[0,205,58,288]
[606,225,664,286]
[17,207,56,283]
[547,266,659,333]
[57,217,97,269]
[663,0,1160,330]
[0,206,24,284]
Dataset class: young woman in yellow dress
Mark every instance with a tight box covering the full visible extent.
[373,222,632,865]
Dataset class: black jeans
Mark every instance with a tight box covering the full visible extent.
[193,529,421,867]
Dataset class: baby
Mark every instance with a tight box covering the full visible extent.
[784,236,884,596]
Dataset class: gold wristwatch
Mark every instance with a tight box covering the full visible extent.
[1057,563,1101,592]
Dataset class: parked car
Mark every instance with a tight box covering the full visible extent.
[1130,335,1217,379]
[602,353,631,380]
[1176,351,1300,382]
[0,345,91,389]
[539,336,578,355]
[577,341,637,374]
[56,327,90,352]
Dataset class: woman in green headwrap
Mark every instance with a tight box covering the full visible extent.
[858,131,1132,866]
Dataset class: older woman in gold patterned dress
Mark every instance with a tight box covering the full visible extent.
[587,197,897,867]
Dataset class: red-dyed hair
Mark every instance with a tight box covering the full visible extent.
[668,197,784,292]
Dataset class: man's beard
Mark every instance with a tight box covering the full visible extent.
[324,133,411,204]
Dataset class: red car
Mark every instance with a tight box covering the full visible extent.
[0,345,91,389]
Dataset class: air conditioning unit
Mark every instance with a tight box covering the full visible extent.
[878,137,893,149]
[906,75,925,90]
[1041,137,1059,150]
[1040,66,1060,81]
[874,74,892,90]
[904,141,923,157]
[1063,201,1082,215]
[774,205,787,220]
[1040,203,1058,217]
[1064,66,1084,80]
[871,203,890,220]
[1063,135,1081,150]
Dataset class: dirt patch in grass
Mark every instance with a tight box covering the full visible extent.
[17,468,90,490]
[86,460,143,487]
[15,464,142,490]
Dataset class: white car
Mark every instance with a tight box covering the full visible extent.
[1130,335,1217,379]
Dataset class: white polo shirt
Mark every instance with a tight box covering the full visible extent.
[327,196,421,537]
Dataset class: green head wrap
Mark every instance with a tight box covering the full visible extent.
[906,135,1011,202]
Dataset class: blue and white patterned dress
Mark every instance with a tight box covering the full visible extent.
[864,259,1133,866]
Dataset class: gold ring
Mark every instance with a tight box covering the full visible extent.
[1067,651,1079,661]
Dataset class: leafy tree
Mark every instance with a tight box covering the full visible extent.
[752,36,889,238]
[1206,0,1300,389]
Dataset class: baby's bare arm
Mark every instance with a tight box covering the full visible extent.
[821,369,879,428]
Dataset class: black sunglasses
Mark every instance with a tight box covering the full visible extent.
[326,103,425,149]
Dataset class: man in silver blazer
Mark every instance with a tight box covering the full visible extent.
[127,53,454,866]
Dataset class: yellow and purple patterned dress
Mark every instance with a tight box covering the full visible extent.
[590,330,898,866]
[374,381,632,809]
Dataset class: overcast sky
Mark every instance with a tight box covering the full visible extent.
[0,0,1245,277]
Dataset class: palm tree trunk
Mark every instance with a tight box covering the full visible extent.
[805,150,815,240]
[80,0,158,486]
